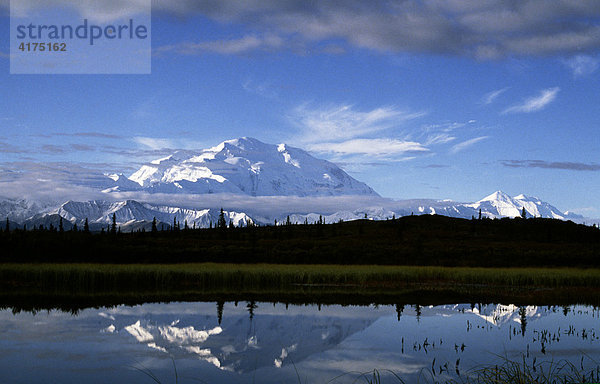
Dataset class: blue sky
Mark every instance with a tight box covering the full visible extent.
[0,1,599,216]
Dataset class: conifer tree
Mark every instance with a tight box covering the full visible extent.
[286,215,291,226]
[84,218,90,233]
[59,217,64,232]
[111,213,117,234]
[218,208,226,229]
[521,207,527,219]
[184,220,189,230]
[151,217,157,233]
[4,217,8,233]
[478,209,482,220]
[72,223,78,232]
[217,301,224,325]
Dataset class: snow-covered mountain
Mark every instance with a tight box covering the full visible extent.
[281,191,585,224]
[466,191,583,220]
[59,200,251,229]
[113,137,378,197]
[1,190,590,230]
[16,200,252,231]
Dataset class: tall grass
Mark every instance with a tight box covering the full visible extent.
[3,263,600,293]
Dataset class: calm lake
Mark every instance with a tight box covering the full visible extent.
[1,301,600,383]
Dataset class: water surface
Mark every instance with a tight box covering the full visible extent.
[1,302,600,383]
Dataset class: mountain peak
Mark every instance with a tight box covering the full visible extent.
[124,137,379,197]
[479,190,513,203]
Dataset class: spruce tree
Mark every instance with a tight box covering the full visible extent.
[151,217,157,233]
[111,213,117,234]
[286,215,291,226]
[218,208,226,229]
[59,217,64,232]
[84,218,90,233]
[478,209,482,220]
[521,207,527,219]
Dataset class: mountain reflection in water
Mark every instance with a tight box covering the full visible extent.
[1,302,600,384]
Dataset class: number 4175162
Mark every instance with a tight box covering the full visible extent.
[18,42,67,52]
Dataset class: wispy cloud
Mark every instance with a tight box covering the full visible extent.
[482,87,509,105]
[70,144,96,152]
[503,87,559,114]
[502,160,600,171]
[132,137,208,152]
[292,104,426,143]
[242,79,279,99]
[308,138,428,157]
[450,136,489,154]
[289,103,427,159]
[132,137,176,150]
[56,132,122,139]
[155,34,285,56]
[41,144,67,154]
[0,142,28,154]
[424,133,456,146]
[564,55,600,77]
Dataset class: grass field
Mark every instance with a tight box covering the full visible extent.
[3,263,600,312]
[4,262,600,289]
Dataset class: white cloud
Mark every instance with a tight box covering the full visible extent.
[308,138,428,157]
[450,136,489,154]
[503,87,559,114]
[7,0,150,22]
[564,55,600,77]
[155,35,284,56]
[242,79,278,99]
[482,87,510,105]
[132,137,175,150]
[424,133,456,146]
[292,104,426,143]
[132,137,208,152]
[289,104,427,161]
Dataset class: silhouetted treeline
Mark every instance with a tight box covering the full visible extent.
[1,215,599,267]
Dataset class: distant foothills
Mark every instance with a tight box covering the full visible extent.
[0,138,593,232]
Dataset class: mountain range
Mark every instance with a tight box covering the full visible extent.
[0,190,585,231]
[0,137,590,230]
